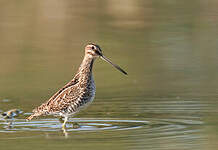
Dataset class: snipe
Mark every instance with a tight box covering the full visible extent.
[26,43,127,129]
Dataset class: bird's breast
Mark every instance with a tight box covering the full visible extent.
[82,76,96,104]
[66,76,96,115]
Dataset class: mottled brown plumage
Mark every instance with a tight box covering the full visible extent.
[26,43,127,128]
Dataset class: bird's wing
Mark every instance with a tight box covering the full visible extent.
[33,77,80,114]
[46,85,81,113]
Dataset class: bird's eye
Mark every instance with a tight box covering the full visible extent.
[91,46,95,50]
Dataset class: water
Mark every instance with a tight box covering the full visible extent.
[0,0,218,150]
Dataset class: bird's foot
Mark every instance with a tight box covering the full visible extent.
[72,122,80,129]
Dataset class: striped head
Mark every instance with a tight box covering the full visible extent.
[84,43,127,75]
[85,43,102,58]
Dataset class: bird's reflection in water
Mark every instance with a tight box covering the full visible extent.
[62,127,69,138]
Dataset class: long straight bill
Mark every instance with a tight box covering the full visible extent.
[100,55,127,75]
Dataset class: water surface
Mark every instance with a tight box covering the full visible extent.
[0,0,218,150]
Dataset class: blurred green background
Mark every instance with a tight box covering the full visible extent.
[0,0,218,150]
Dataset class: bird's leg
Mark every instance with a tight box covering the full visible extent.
[61,117,69,138]
[62,116,68,129]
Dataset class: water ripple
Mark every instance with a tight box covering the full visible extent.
[0,118,149,133]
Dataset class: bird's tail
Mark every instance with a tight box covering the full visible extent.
[26,104,49,121]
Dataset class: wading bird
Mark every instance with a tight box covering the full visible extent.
[26,43,127,129]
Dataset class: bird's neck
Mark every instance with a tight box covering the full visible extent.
[75,55,95,81]
[79,55,95,72]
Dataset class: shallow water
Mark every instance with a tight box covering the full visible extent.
[0,0,218,150]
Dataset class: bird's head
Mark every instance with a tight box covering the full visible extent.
[85,43,127,75]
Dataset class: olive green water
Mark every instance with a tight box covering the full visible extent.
[0,0,218,150]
